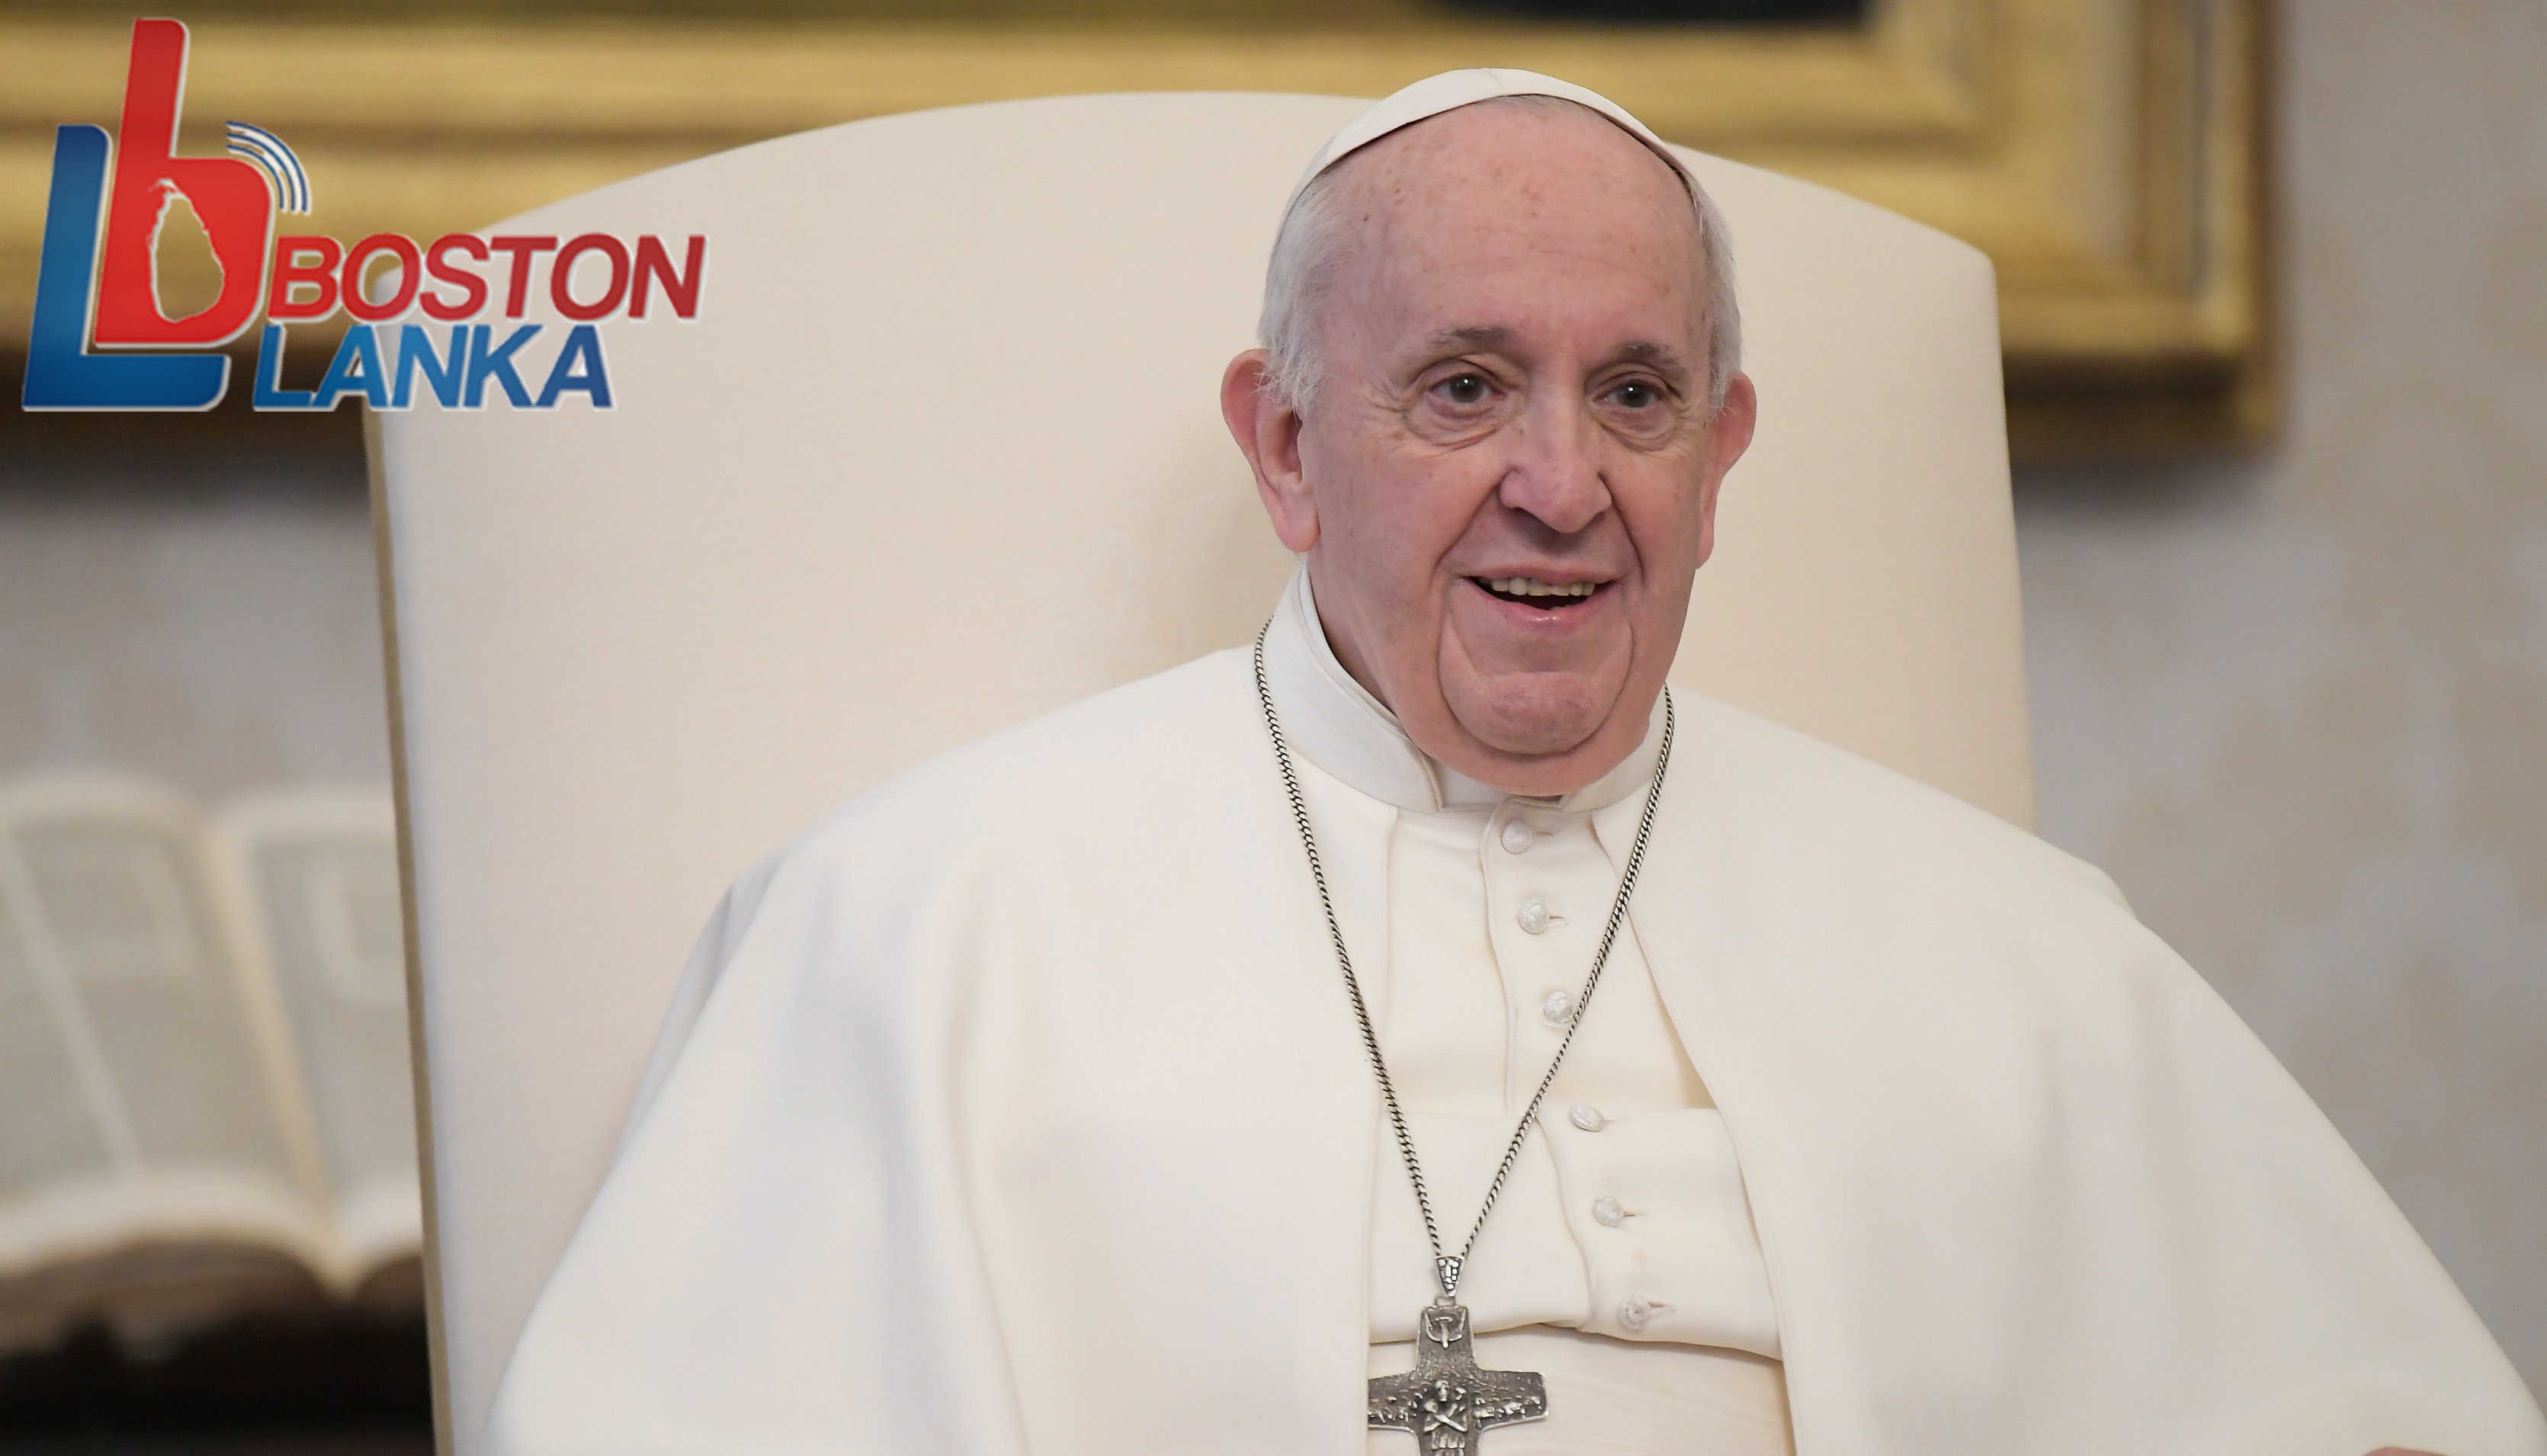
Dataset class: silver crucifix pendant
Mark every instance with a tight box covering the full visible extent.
[1368,1302,1548,1453]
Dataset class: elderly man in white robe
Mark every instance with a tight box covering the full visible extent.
[484,70,2544,1456]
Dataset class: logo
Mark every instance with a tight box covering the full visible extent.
[24,18,704,412]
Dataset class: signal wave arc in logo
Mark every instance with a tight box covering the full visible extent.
[224,122,312,216]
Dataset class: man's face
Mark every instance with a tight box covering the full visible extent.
[1226,102,1756,797]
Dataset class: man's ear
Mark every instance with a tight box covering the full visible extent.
[1691,370,1757,569]
[1222,349,1318,553]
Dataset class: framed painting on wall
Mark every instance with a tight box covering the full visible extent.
[0,0,2266,458]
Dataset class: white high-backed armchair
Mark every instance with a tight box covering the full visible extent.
[372,91,2029,1453]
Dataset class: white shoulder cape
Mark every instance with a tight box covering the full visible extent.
[487,649,2545,1456]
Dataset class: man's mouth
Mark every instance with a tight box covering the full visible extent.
[1471,576,1602,609]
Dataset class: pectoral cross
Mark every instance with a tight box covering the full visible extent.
[1367,1303,1547,1454]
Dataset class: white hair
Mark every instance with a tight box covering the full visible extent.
[1257,94,1742,418]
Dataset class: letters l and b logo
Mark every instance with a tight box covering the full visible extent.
[24,19,286,409]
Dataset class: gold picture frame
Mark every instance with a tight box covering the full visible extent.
[0,0,2266,459]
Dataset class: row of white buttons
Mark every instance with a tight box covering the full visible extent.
[1507,811,1672,1344]
[1504,815,1657,1338]
[1498,815,1556,941]
[1562,1102,1647,1326]
[1500,818,1551,944]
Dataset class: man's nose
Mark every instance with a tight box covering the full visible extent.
[1494,393,1612,536]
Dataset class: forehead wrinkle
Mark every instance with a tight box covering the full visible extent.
[1351,132,1694,300]
[1310,101,1711,392]
[1426,325,1511,351]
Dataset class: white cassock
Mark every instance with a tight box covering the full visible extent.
[486,568,2545,1456]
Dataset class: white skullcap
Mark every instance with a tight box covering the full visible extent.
[1281,67,1695,219]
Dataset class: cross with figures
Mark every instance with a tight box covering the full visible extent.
[1367,1303,1548,1453]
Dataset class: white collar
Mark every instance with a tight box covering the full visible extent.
[1259,565,1666,816]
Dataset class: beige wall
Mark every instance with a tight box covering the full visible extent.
[2018,0,2547,1394]
[1,0,2538,1399]
[0,460,382,794]
[0,460,386,800]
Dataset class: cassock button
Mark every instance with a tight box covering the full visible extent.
[1618,1294,1654,1332]
[1593,1195,1625,1227]
[1568,1102,1606,1132]
[1518,899,1551,935]
[1541,990,1573,1026]
[1500,819,1535,855]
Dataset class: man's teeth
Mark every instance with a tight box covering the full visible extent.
[1483,577,1597,599]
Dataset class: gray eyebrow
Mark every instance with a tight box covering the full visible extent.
[1422,329,1694,382]
[1617,340,1696,380]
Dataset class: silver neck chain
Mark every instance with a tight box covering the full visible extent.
[1251,626,1676,1305]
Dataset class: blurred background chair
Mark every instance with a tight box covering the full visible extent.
[370,89,2026,1451]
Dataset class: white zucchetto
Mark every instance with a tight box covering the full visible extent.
[1282,66,1697,219]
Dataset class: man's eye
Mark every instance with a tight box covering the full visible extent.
[1435,373,1491,406]
[1609,381,1659,409]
